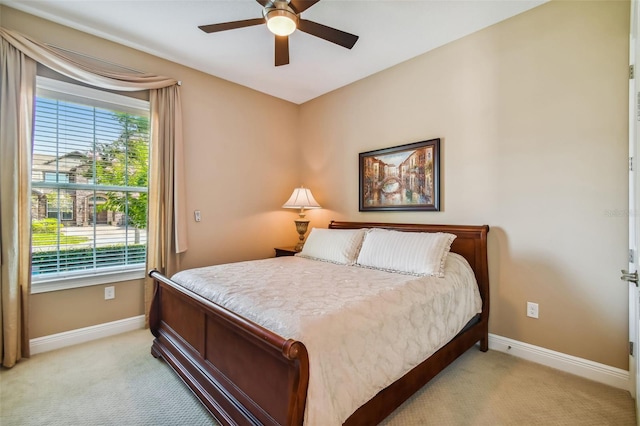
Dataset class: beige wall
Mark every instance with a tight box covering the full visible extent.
[299,0,630,369]
[1,6,300,338]
[30,279,144,337]
[2,1,631,370]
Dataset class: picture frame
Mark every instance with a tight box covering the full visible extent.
[359,138,440,212]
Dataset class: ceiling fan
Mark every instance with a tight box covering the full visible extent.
[198,0,359,66]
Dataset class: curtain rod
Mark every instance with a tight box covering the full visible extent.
[44,43,182,86]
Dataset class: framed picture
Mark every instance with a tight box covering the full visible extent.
[359,138,440,211]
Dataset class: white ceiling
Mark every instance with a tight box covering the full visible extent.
[2,0,546,104]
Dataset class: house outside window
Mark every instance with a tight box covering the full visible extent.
[31,77,150,293]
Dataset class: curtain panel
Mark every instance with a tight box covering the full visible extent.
[0,36,36,368]
[146,87,188,323]
[0,27,187,367]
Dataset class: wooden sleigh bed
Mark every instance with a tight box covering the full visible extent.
[149,221,490,426]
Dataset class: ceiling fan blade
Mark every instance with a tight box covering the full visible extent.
[199,18,264,34]
[298,19,359,49]
[289,0,321,14]
[275,35,290,66]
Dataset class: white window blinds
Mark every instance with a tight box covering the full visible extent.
[31,77,150,288]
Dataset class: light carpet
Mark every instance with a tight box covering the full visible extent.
[0,329,635,425]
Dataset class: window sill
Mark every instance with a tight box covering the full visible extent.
[31,267,146,294]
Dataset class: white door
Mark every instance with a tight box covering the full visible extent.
[626,1,640,422]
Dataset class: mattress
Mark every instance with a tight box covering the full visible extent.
[171,252,482,425]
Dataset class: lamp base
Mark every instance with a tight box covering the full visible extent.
[294,219,310,252]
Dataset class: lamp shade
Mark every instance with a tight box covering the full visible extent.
[282,187,321,209]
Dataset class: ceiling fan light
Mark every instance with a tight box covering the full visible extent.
[266,9,297,36]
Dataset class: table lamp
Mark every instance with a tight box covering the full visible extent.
[282,186,321,252]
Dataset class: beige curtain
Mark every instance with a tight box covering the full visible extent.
[146,86,188,321]
[0,28,187,366]
[0,36,36,368]
[0,28,176,91]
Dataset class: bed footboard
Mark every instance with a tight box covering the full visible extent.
[148,270,309,426]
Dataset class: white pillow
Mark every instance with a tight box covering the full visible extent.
[297,228,366,265]
[356,228,456,277]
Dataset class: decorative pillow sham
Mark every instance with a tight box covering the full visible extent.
[297,228,367,265]
[355,228,456,277]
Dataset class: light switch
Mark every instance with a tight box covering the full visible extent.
[194,210,201,222]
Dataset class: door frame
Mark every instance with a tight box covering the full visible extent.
[629,1,640,420]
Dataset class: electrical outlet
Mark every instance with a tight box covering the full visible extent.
[104,286,115,300]
[527,302,539,319]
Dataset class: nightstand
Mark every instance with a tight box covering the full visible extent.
[274,246,298,257]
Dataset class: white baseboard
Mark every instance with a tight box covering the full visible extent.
[489,333,630,391]
[30,315,145,355]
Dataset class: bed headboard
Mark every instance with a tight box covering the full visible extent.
[328,221,490,311]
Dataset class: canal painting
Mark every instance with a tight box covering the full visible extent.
[359,139,440,211]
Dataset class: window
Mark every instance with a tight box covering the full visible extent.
[44,172,70,183]
[31,77,150,292]
[46,190,74,221]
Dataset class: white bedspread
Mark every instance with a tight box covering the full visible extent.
[171,253,482,426]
